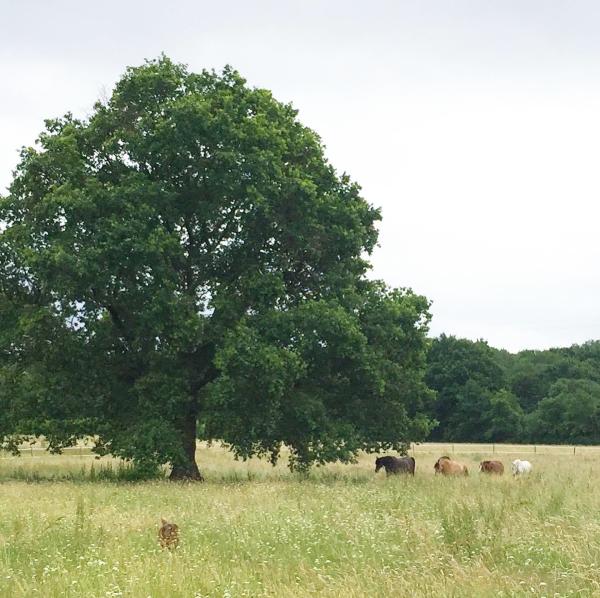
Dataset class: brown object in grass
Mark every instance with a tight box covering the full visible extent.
[158,518,180,549]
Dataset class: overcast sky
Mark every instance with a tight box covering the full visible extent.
[1,1,599,352]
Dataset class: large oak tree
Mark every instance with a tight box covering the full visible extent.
[0,57,434,479]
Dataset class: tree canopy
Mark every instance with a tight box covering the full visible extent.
[424,336,600,445]
[425,334,505,441]
[0,56,435,478]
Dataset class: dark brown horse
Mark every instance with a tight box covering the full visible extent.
[375,456,415,476]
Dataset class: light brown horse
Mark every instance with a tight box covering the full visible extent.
[434,456,469,476]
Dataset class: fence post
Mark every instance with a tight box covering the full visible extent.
[493,444,495,454]
[573,446,576,455]
[534,445,537,454]
[452,444,455,454]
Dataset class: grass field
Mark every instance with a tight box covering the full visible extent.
[2,444,600,597]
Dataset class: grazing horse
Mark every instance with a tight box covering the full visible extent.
[375,456,416,476]
[479,460,504,475]
[434,456,469,476]
[511,459,532,476]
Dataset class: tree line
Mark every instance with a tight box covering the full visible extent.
[425,335,600,445]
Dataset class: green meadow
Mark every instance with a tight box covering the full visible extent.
[2,444,600,597]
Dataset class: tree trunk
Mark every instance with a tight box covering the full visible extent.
[169,409,204,481]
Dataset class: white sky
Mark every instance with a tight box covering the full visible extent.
[1,0,599,352]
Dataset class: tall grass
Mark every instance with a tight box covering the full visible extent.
[1,445,600,596]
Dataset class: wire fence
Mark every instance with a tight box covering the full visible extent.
[410,442,600,456]
[3,441,600,460]
[0,445,95,459]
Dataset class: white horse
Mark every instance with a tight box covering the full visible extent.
[511,459,533,476]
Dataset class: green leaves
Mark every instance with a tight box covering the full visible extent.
[1,56,432,475]
[525,378,600,444]
[426,335,505,441]
[206,287,434,470]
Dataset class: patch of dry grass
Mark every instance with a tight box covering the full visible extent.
[1,444,600,597]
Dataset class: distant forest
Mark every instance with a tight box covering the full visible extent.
[425,335,600,444]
